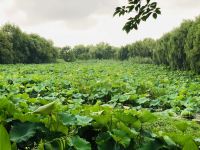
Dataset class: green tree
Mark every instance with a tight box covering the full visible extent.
[0,30,14,64]
[27,34,58,63]
[1,23,29,63]
[167,20,193,70]
[118,45,129,60]
[60,46,71,59]
[0,23,58,64]
[185,16,200,73]
[59,46,76,62]
[73,45,91,60]
[128,38,155,58]
[63,50,76,62]
[153,33,171,65]
[93,43,116,59]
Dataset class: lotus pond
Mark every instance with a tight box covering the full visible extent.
[0,60,200,150]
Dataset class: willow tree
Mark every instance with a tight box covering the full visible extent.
[185,17,200,73]
[153,33,171,65]
[167,20,193,70]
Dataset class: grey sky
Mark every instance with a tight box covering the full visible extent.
[11,0,117,26]
[0,0,200,47]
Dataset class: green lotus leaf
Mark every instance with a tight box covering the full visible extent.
[0,124,11,150]
[58,112,77,125]
[76,115,93,126]
[71,136,91,150]
[10,122,44,143]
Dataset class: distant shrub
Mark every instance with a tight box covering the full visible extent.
[129,57,153,64]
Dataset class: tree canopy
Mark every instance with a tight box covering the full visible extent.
[0,23,58,64]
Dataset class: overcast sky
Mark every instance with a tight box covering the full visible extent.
[0,0,200,47]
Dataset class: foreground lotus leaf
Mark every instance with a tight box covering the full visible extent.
[10,122,45,143]
[0,125,11,150]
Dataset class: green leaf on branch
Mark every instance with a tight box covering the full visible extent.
[114,0,161,32]
[153,13,157,19]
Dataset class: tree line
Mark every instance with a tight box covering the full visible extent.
[59,39,155,62]
[1,16,200,73]
[60,16,200,73]
[0,23,58,64]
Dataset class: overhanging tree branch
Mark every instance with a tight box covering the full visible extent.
[114,0,161,33]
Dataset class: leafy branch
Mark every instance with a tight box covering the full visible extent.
[114,0,161,33]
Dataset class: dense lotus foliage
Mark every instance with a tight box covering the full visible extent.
[0,60,200,149]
